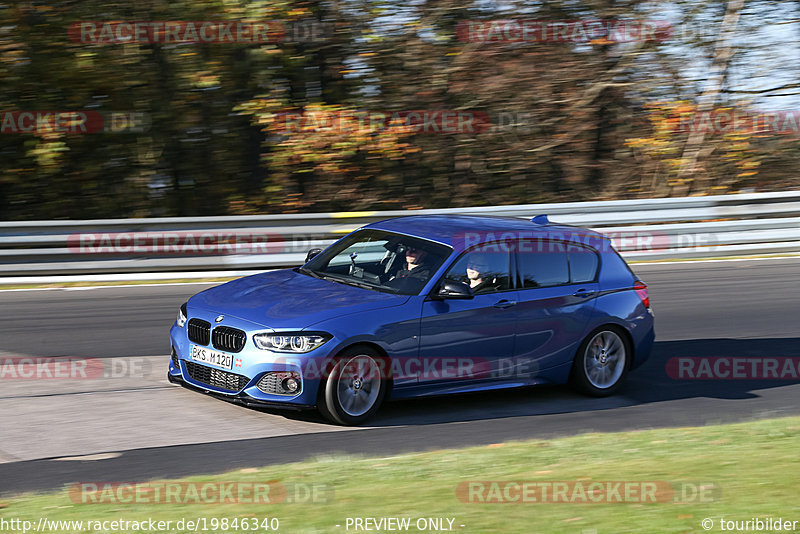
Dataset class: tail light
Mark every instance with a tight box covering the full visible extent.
[633,280,650,309]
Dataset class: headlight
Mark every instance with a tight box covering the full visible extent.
[253,332,330,353]
[177,302,187,328]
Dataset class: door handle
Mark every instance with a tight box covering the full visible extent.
[493,299,517,309]
[573,288,597,298]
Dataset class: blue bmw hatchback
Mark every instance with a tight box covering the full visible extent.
[168,215,654,425]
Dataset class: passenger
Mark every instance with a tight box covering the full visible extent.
[465,254,497,293]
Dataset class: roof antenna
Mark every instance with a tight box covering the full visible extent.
[530,214,549,225]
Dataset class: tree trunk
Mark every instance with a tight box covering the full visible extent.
[676,0,746,195]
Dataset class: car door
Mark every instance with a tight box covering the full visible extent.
[513,239,600,374]
[417,242,518,385]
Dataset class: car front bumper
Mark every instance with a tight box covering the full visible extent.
[168,318,332,409]
[166,371,316,410]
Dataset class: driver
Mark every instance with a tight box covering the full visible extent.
[389,245,433,287]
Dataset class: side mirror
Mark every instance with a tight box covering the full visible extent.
[437,280,474,299]
[305,248,323,263]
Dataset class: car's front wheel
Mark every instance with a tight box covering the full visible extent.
[319,347,387,425]
[571,327,630,396]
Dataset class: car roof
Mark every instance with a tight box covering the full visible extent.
[363,214,604,247]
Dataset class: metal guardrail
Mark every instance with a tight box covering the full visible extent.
[1,190,799,280]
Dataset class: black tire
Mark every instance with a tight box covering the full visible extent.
[318,346,388,425]
[570,326,631,397]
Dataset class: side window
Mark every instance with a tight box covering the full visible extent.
[445,246,511,294]
[567,244,599,283]
[518,240,569,288]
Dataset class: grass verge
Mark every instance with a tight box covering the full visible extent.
[2,416,799,533]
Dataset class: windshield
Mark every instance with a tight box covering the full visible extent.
[300,229,452,295]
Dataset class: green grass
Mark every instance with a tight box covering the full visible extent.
[2,417,800,533]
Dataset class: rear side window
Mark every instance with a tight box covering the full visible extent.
[517,240,569,288]
[517,240,599,287]
[567,244,599,283]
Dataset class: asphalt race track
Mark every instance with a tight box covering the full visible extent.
[1,258,799,496]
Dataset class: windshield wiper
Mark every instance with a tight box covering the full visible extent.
[319,273,375,290]
[321,274,405,294]
[300,268,373,291]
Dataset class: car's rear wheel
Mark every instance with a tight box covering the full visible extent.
[571,327,630,396]
[319,346,387,425]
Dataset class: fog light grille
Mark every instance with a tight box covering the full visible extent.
[257,372,301,396]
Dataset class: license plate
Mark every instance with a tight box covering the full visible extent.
[191,345,233,370]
